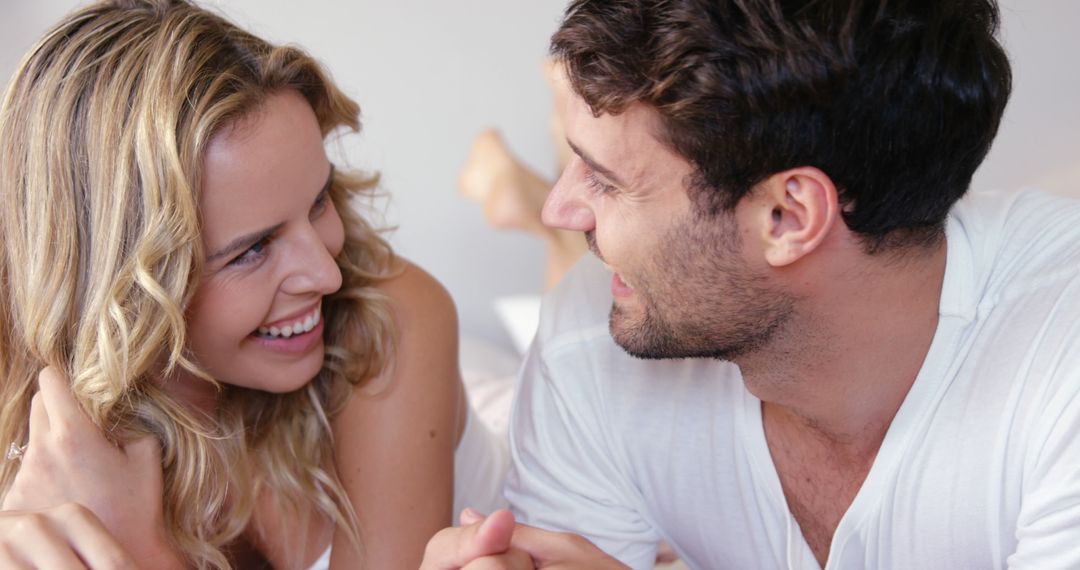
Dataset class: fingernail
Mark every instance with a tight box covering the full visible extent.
[460,507,485,525]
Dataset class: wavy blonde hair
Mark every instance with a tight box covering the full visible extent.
[0,0,396,567]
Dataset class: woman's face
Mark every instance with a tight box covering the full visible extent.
[179,90,345,397]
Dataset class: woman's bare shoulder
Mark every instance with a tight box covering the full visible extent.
[329,258,462,568]
[344,257,462,399]
[375,258,458,336]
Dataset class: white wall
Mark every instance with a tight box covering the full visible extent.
[3,1,1077,349]
[973,1,1080,197]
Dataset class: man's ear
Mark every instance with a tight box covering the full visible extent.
[751,167,840,267]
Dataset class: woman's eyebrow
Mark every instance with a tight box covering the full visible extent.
[207,164,333,263]
[207,223,283,263]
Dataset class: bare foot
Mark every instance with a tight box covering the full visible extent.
[459,129,552,234]
[459,130,586,289]
[459,60,589,290]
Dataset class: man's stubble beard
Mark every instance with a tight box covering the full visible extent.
[603,211,795,362]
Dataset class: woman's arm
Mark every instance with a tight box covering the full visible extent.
[330,260,467,569]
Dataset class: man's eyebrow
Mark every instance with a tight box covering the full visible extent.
[567,140,626,187]
[206,164,334,263]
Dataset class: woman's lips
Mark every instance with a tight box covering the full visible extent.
[249,318,325,355]
[254,303,321,339]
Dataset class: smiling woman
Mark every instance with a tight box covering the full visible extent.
[0,1,505,568]
[183,92,347,399]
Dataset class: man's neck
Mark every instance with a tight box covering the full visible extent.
[738,238,948,449]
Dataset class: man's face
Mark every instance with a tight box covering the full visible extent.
[542,96,792,360]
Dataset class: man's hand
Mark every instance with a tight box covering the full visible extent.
[491,524,629,570]
[421,508,527,569]
[421,508,629,570]
[1,367,182,568]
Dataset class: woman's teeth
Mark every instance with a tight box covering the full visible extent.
[256,308,321,339]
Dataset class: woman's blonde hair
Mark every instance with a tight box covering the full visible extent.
[0,0,396,566]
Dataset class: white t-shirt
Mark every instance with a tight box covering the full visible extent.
[505,188,1080,570]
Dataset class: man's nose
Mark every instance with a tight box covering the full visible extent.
[542,158,596,232]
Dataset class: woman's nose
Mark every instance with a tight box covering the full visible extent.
[280,228,343,296]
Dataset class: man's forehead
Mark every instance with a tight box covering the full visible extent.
[569,97,663,140]
[566,97,686,186]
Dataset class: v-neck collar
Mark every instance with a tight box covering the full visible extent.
[737,215,980,569]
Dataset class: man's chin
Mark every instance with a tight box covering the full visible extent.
[608,306,745,362]
[609,306,685,360]
[613,331,743,362]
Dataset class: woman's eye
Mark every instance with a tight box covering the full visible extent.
[229,236,272,267]
[310,189,330,219]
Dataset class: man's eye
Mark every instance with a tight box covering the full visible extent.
[585,169,617,195]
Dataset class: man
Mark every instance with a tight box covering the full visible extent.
[424,0,1080,568]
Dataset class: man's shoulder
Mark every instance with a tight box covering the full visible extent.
[945,189,1080,324]
[947,189,1080,399]
[952,188,1080,291]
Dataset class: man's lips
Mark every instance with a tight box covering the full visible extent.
[587,232,635,296]
[603,263,635,297]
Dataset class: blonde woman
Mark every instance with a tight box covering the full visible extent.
[0,0,506,568]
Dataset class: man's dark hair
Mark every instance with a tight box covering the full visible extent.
[552,0,1012,251]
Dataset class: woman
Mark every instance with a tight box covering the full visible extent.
[0,0,506,567]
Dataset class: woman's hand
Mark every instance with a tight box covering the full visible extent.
[1,367,182,568]
[0,503,137,569]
